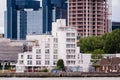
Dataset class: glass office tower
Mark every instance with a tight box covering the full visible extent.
[42,0,67,34]
[5,0,41,40]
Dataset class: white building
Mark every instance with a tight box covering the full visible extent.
[16,19,83,72]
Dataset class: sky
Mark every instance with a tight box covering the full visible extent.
[0,0,120,33]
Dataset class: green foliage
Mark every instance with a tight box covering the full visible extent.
[104,29,120,53]
[41,68,48,72]
[5,62,11,70]
[91,49,104,65]
[57,59,65,71]
[79,29,120,53]
[79,36,104,53]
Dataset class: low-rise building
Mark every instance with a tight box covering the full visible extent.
[95,57,120,72]
[0,38,24,71]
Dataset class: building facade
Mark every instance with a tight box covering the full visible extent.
[5,0,41,40]
[68,0,110,37]
[16,19,81,72]
[112,22,120,31]
[42,0,67,33]
[17,9,43,40]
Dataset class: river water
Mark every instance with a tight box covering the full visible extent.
[0,77,120,80]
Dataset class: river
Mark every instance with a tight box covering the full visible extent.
[0,77,120,80]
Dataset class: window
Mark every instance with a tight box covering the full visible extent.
[45,44,50,48]
[20,55,24,59]
[53,38,58,43]
[36,60,41,65]
[66,44,75,48]
[36,49,41,54]
[66,38,70,42]
[45,60,50,65]
[27,55,32,59]
[53,61,57,65]
[66,49,76,54]
[66,33,75,37]
[45,49,49,54]
[66,38,75,42]
[36,55,41,59]
[66,55,75,59]
[19,60,24,64]
[53,55,58,59]
[27,60,32,65]
[71,33,75,37]
[66,33,70,37]
[66,60,75,65]
[53,49,58,54]
[45,55,50,59]
[53,44,58,48]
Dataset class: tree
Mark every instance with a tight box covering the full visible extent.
[79,29,120,54]
[57,59,65,71]
[5,62,11,70]
[91,49,104,65]
[104,29,120,53]
[79,36,104,53]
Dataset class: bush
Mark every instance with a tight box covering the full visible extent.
[40,68,48,72]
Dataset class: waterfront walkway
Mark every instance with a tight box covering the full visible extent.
[0,72,120,77]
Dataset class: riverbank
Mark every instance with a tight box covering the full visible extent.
[0,72,120,77]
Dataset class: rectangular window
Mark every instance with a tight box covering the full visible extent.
[53,49,58,54]
[27,55,32,59]
[36,60,41,65]
[36,55,41,59]
[53,44,58,48]
[53,61,57,65]
[45,49,49,54]
[19,60,24,64]
[45,44,50,48]
[53,55,58,59]
[66,33,70,37]
[36,49,41,54]
[20,55,24,59]
[45,55,50,59]
[71,33,75,37]
[45,60,50,65]
[54,38,58,43]
[27,60,32,65]
[66,44,75,48]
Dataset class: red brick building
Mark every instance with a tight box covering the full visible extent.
[95,57,120,72]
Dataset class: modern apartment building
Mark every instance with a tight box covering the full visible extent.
[68,0,110,37]
[16,19,81,72]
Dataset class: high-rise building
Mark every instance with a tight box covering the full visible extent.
[42,0,67,33]
[17,9,42,40]
[42,0,52,33]
[5,0,41,40]
[112,22,120,31]
[68,0,111,37]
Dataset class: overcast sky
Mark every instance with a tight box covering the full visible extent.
[0,0,120,33]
